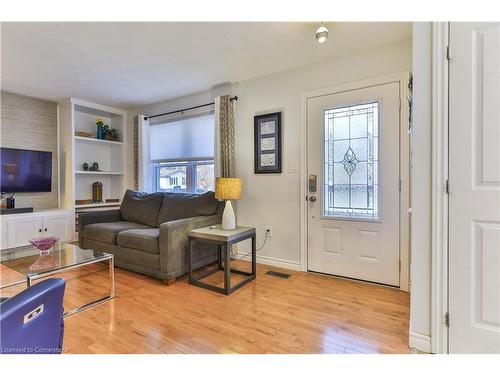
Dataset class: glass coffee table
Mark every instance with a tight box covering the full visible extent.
[0,242,114,317]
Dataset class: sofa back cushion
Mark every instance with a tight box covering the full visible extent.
[120,189,164,227]
[156,191,220,226]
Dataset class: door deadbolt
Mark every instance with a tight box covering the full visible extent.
[309,196,317,202]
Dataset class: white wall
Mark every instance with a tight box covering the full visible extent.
[409,22,432,346]
[233,39,412,266]
[126,39,412,269]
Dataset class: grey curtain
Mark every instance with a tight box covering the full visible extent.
[217,95,236,178]
[217,95,238,254]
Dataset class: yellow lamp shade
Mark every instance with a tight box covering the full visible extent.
[215,177,242,200]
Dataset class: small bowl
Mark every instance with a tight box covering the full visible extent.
[29,236,59,254]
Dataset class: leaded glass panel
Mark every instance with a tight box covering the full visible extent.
[323,102,379,219]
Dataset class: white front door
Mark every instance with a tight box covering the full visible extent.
[307,82,401,286]
[449,22,500,353]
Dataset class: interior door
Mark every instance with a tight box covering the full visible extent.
[307,82,401,286]
[449,22,500,353]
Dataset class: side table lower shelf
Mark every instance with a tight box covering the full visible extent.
[188,226,256,295]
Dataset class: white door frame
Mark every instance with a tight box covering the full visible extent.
[299,73,411,291]
[430,22,449,354]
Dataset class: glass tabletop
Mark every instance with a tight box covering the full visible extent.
[1,242,111,278]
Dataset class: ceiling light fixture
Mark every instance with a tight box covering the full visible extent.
[315,23,329,44]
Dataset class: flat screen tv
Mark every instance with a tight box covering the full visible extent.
[1,147,52,193]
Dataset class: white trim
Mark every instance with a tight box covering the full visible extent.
[299,73,411,291]
[236,252,301,271]
[431,22,449,355]
[56,104,61,209]
[70,98,126,116]
[409,330,432,353]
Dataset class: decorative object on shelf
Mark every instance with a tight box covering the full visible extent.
[103,125,119,142]
[105,198,119,203]
[82,162,89,171]
[92,162,99,171]
[75,131,94,138]
[29,236,59,255]
[215,177,242,230]
[92,181,103,203]
[5,193,16,209]
[254,112,282,174]
[96,118,105,140]
[75,199,92,205]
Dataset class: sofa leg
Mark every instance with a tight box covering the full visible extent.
[162,277,176,286]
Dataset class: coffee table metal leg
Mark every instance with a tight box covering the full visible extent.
[109,256,115,298]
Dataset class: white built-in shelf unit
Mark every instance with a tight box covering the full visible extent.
[59,98,127,215]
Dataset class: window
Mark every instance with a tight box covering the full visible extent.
[149,112,215,194]
[152,160,214,193]
[323,102,379,219]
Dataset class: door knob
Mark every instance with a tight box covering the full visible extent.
[309,196,317,202]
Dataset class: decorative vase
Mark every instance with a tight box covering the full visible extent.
[92,181,103,203]
[96,124,104,139]
[92,162,99,171]
[29,236,59,256]
[83,162,89,171]
[28,237,58,271]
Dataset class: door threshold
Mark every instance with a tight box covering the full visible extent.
[307,270,401,289]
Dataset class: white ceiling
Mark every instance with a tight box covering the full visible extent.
[1,22,411,109]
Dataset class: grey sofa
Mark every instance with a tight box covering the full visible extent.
[78,189,221,284]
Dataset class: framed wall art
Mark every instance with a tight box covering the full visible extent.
[254,112,282,174]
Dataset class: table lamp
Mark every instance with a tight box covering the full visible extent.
[215,177,242,230]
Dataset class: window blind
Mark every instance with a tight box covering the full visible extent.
[149,112,215,162]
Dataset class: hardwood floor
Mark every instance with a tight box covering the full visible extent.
[2,261,410,354]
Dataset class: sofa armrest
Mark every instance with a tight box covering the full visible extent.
[159,214,221,274]
[78,209,122,247]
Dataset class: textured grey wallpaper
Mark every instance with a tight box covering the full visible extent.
[1,91,59,209]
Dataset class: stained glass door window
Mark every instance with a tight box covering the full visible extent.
[323,102,379,219]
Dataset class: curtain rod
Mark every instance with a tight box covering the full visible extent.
[144,95,238,121]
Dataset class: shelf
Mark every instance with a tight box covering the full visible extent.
[74,136,123,145]
[75,202,121,209]
[75,171,123,175]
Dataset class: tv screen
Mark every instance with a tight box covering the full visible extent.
[1,147,52,193]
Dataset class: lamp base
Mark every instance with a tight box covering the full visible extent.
[221,200,236,230]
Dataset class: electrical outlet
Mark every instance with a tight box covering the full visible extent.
[265,226,272,238]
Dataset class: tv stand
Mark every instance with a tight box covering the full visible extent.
[0,208,73,250]
[0,207,34,215]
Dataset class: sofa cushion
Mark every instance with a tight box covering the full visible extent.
[117,228,160,254]
[120,189,164,227]
[82,221,151,245]
[156,191,220,226]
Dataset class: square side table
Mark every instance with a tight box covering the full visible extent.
[188,225,256,295]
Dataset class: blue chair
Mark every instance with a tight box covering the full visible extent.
[0,278,66,354]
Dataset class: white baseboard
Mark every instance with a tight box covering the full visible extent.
[235,252,301,271]
[409,331,431,353]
